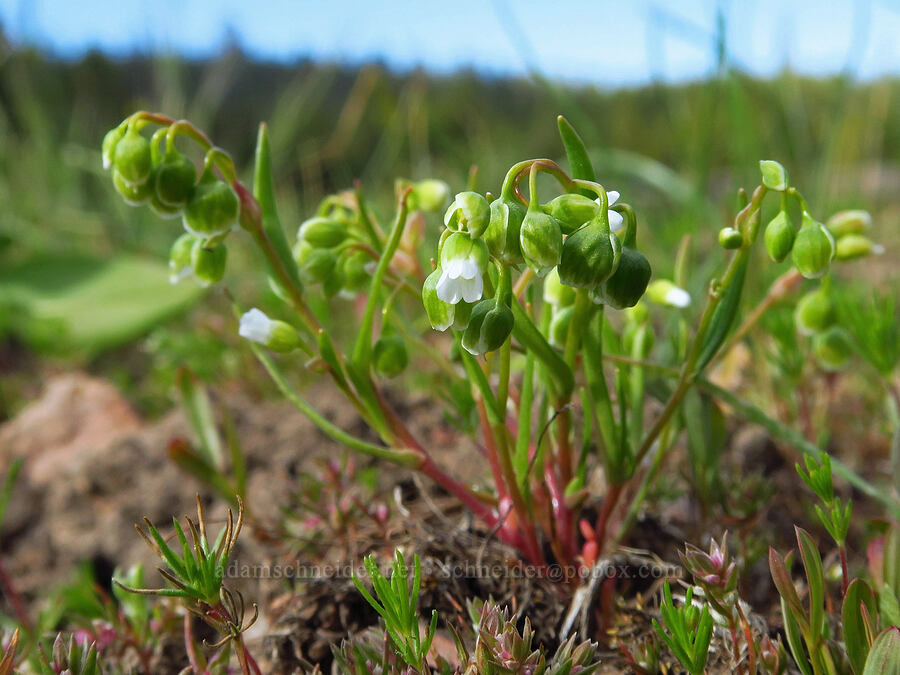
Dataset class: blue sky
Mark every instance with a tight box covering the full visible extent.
[2,0,899,86]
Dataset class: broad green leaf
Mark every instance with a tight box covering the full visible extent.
[557,115,595,197]
[0,254,202,357]
[844,578,878,675]
[863,627,900,675]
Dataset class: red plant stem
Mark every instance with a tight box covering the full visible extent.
[594,483,624,555]
[183,614,202,674]
[840,545,849,596]
[544,464,576,565]
[477,400,510,501]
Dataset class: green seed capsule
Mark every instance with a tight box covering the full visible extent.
[154,150,197,210]
[794,287,835,336]
[340,250,372,294]
[461,298,514,355]
[169,233,198,284]
[543,193,599,235]
[718,227,744,250]
[444,191,491,238]
[835,234,880,261]
[520,208,563,277]
[299,248,338,284]
[297,216,348,248]
[113,128,153,186]
[373,335,409,378]
[759,160,789,191]
[596,246,652,310]
[190,240,227,286]
[101,124,127,170]
[558,221,618,289]
[183,169,239,238]
[113,168,154,205]
[791,213,835,279]
[812,326,854,371]
[485,196,526,264]
[764,211,795,262]
[826,210,871,239]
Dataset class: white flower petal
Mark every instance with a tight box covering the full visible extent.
[607,190,620,205]
[239,308,275,344]
[460,274,483,303]
[608,210,625,232]
[665,287,691,308]
[458,256,479,280]
[436,270,462,304]
[445,257,465,279]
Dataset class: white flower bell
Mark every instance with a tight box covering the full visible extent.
[595,190,624,232]
[239,308,301,353]
[435,232,489,305]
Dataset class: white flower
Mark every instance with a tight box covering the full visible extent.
[595,190,624,232]
[647,280,691,308]
[436,256,484,304]
[665,286,691,308]
[239,308,275,345]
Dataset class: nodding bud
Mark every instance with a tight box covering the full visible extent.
[549,306,573,347]
[339,250,372,295]
[102,124,127,170]
[558,220,619,289]
[826,209,871,239]
[759,159,789,191]
[183,169,239,239]
[543,194,599,235]
[452,300,474,331]
[485,196,526,264]
[596,246,652,310]
[520,208,562,277]
[461,298,514,355]
[298,247,338,284]
[423,267,455,332]
[543,267,576,308]
[436,232,489,304]
[764,211,795,262]
[169,233,198,284]
[409,179,450,213]
[113,127,153,187]
[812,326,854,371]
[835,234,883,261]
[297,216,348,248]
[154,149,196,212]
[444,191,490,238]
[113,167,154,205]
[239,308,301,353]
[718,227,743,250]
[646,279,691,308]
[373,335,409,378]
[792,213,835,279]
[190,240,227,286]
[794,287,835,336]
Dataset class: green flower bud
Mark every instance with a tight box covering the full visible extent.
[102,124,127,170]
[791,213,835,279]
[484,196,526,264]
[812,326,854,371]
[373,335,409,378]
[764,211,795,262]
[646,279,691,308]
[437,232,489,303]
[558,219,618,289]
[298,216,348,248]
[423,267,455,332]
[299,248,338,284]
[834,234,883,261]
[239,308,301,353]
[154,149,196,211]
[759,159,789,191]
[190,240,227,286]
[461,298,514,355]
[409,179,450,212]
[340,250,372,294]
[596,246,652,309]
[549,306,573,347]
[543,193,599,235]
[718,227,743,250]
[169,233,198,284]
[150,192,182,219]
[826,209,871,239]
[520,207,562,277]
[543,267,576,307]
[183,168,240,238]
[794,287,835,336]
[322,265,345,298]
[444,191,490,237]
[113,168,154,205]
[113,127,153,187]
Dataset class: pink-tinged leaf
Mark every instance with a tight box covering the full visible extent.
[870,536,885,589]
[770,547,808,630]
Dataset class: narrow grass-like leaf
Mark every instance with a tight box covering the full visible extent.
[796,527,826,640]
[696,255,748,371]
